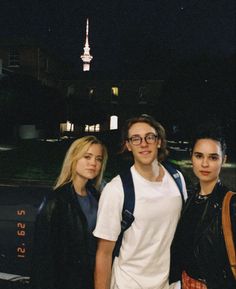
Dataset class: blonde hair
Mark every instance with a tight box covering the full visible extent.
[54,135,108,190]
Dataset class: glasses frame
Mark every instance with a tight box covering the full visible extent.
[127,133,158,146]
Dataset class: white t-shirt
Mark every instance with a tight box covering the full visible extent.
[93,165,187,289]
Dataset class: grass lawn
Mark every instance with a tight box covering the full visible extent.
[0,138,235,191]
[0,138,130,186]
[0,140,67,185]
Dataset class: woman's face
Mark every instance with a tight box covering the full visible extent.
[191,138,225,184]
[75,143,103,182]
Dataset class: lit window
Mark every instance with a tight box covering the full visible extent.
[60,121,74,132]
[111,87,119,96]
[85,124,100,132]
[8,49,20,67]
[110,115,118,130]
[111,86,119,103]
[66,121,74,131]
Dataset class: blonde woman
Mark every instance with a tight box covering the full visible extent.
[30,136,108,289]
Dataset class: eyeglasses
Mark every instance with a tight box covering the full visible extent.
[127,133,158,146]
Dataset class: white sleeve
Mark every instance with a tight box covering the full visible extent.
[93,176,124,241]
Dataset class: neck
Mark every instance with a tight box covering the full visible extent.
[134,160,161,182]
[199,179,219,195]
[73,178,87,196]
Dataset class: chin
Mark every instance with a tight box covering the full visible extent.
[141,160,154,166]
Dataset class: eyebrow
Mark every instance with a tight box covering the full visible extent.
[193,152,220,157]
[84,152,103,157]
[130,132,156,137]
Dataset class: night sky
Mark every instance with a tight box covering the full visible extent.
[1,0,235,73]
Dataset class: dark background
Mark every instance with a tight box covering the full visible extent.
[1,0,235,73]
[1,1,235,140]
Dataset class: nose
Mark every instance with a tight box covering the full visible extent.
[89,157,97,166]
[201,157,209,167]
[140,138,148,147]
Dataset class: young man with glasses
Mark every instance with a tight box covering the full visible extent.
[93,115,187,289]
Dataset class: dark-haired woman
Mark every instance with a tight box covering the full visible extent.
[169,124,236,289]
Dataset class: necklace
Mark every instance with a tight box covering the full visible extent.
[194,193,211,204]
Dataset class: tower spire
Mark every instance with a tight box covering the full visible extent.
[81,18,93,71]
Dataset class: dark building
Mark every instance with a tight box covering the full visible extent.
[0,36,166,138]
[58,73,164,133]
[0,37,72,86]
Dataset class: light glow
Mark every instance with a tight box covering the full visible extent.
[110,115,118,130]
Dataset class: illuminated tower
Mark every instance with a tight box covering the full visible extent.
[81,18,93,71]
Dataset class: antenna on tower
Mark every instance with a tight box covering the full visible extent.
[81,18,93,71]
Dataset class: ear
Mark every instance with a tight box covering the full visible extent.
[126,141,132,152]
[222,154,227,165]
[157,139,161,148]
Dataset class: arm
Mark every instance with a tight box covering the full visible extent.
[30,196,57,289]
[94,238,116,289]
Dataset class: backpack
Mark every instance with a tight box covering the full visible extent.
[113,161,185,258]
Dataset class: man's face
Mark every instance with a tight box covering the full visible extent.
[126,122,161,167]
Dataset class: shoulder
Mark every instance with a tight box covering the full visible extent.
[225,191,236,214]
[39,184,74,219]
[162,161,184,180]
[98,175,124,207]
[38,184,72,213]
[53,183,73,200]
[162,162,188,199]
[94,175,124,240]
[230,194,236,225]
[102,174,123,194]
[231,192,236,202]
[230,192,236,212]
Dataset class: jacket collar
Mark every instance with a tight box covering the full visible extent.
[187,181,228,244]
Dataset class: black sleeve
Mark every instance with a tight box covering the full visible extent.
[29,194,58,289]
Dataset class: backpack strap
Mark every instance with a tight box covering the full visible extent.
[113,169,135,258]
[162,161,185,207]
[222,191,236,279]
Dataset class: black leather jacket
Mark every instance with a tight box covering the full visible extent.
[30,182,99,289]
[169,182,236,289]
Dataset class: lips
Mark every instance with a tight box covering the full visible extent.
[86,169,96,173]
[139,150,151,155]
[200,171,210,176]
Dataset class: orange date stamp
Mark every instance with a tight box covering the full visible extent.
[16,209,26,258]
